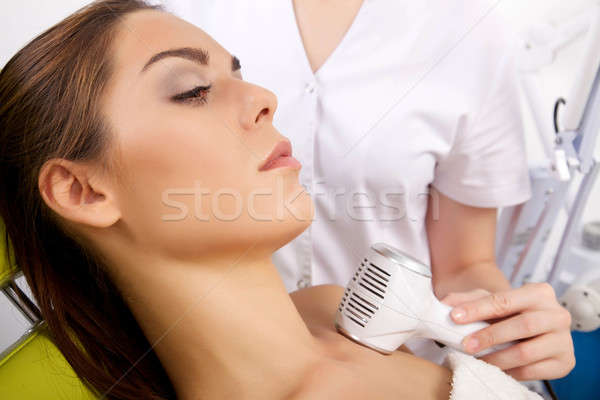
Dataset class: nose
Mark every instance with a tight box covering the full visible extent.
[238,82,278,131]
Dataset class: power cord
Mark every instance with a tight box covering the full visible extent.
[543,379,559,400]
[554,98,566,134]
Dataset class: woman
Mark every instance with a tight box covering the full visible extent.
[164,0,576,380]
[0,1,544,399]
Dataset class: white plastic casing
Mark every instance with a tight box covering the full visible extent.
[335,243,500,356]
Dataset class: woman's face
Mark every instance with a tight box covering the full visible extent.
[102,10,313,258]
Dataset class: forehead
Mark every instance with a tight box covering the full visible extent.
[110,10,230,76]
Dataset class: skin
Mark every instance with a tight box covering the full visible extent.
[426,188,575,380]
[292,0,575,380]
[38,10,451,400]
[289,285,451,400]
[292,0,364,73]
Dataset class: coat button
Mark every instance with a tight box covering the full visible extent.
[305,82,316,94]
[297,277,311,289]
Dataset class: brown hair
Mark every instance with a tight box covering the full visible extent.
[0,1,176,399]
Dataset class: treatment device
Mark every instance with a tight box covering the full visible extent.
[335,243,508,356]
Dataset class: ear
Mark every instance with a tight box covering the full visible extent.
[38,159,121,228]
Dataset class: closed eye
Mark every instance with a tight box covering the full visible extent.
[172,84,212,104]
[232,55,241,72]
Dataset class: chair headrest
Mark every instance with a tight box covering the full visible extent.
[0,218,18,287]
[0,324,97,399]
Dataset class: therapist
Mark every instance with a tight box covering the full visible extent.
[164,0,575,380]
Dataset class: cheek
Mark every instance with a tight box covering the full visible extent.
[109,103,312,254]
[118,107,253,190]
[112,121,258,252]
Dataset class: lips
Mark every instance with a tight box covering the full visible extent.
[259,140,302,171]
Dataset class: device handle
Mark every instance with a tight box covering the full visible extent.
[424,301,513,357]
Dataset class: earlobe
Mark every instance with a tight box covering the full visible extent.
[38,159,121,228]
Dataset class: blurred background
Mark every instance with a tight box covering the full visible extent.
[1,1,600,398]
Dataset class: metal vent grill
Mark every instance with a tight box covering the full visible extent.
[338,258,385,328]
[357,258,389,300]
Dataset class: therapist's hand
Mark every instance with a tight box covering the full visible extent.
[441,283,575,381]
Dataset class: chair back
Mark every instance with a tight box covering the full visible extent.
[0,219,17,287]
[0,218,98,399]
[0,325,97,400]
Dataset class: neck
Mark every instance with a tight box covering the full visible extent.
[108,245,324,400]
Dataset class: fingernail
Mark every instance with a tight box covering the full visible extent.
[451,307,466,321]
[464,336,480,353]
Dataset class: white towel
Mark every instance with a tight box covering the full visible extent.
[444,350,543,400]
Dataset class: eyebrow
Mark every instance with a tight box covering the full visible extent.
[141,47,241,73]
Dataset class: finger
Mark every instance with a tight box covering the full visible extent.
[462,310,570,354]
[450,282,558,324]
[479,332,562,371]
[398,344,413,354]
[441,289,490,307]
[505,356,576,381]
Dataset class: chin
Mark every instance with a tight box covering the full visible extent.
[266,193,314,252]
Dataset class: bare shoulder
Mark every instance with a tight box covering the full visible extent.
[289,285,344,325]
[289,284,412,355]
[287,351,451,400]
[289,284,345,305]
[285,358,369,400]
[289,284,345,339]
[287,285,452,400]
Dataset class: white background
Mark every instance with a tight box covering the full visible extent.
[1,0,600,352]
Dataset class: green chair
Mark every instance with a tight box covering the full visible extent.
[0,219,97,399]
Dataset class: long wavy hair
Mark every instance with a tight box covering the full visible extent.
[0,1,176,398]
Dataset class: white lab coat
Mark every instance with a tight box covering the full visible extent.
[163,0,532,295]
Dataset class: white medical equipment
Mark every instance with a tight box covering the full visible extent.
[560,261,600,332]
[553,220,600,331]
[495,5,600,308]
[334,243,509,355]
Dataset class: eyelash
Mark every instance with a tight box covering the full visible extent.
[172,84,212,104]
